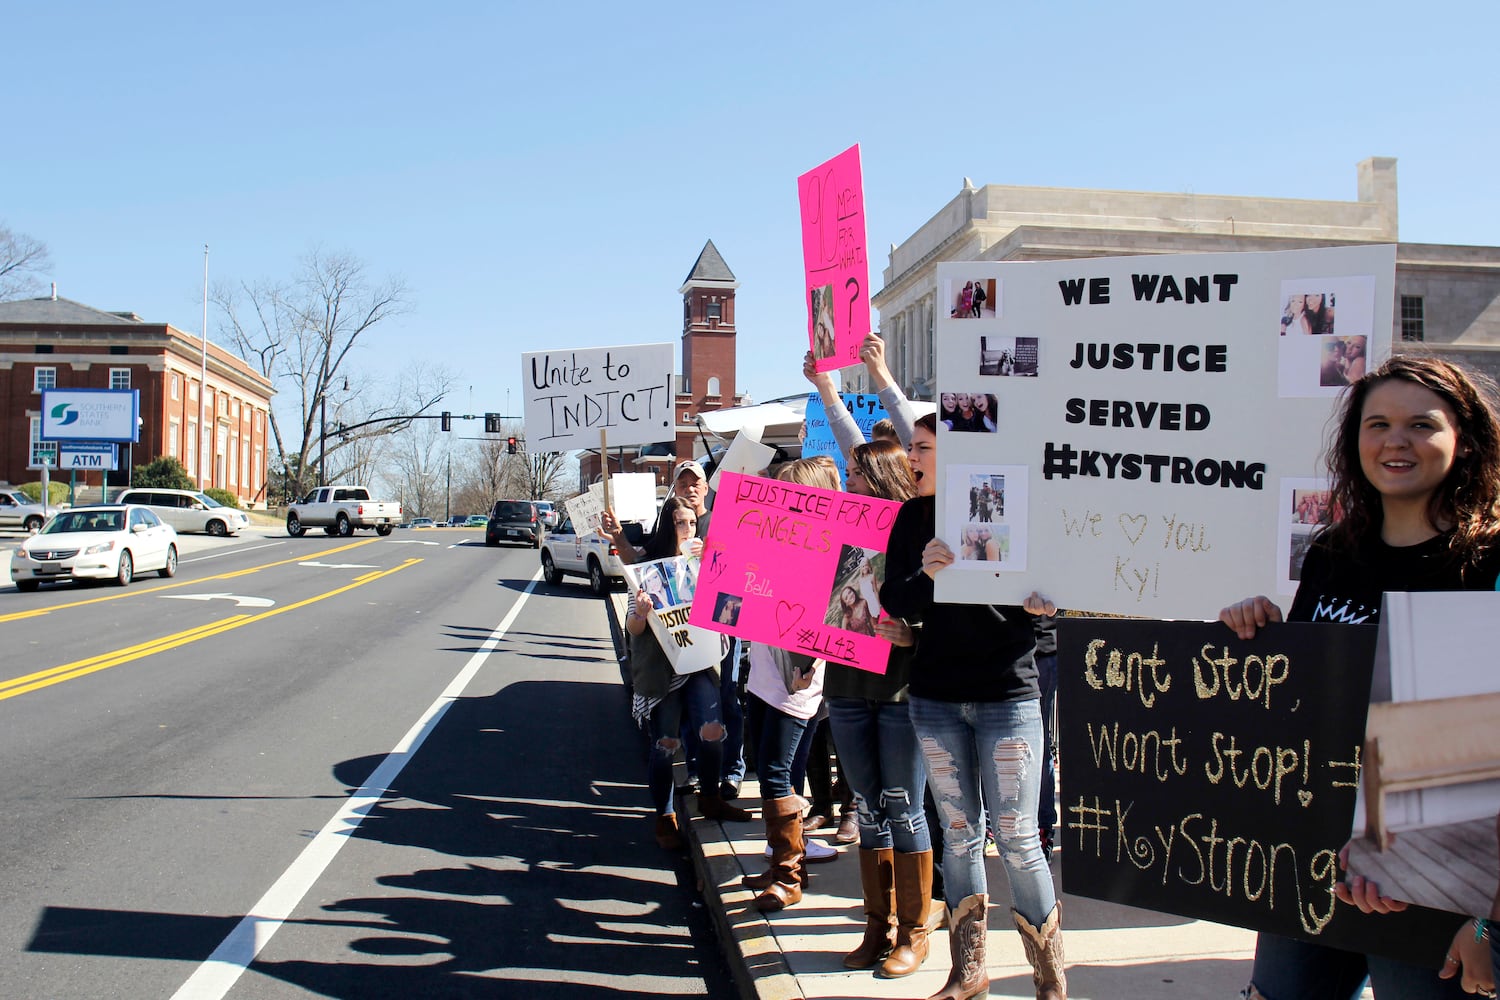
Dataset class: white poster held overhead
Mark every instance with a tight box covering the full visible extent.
[932,244,1396,619]
[623,556,726,675]
[608,472,658,523]
[522,343,675,451]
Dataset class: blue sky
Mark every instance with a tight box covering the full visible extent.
[5,1,1497,433]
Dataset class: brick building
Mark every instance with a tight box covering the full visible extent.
[579,240,748,489]
[0,293,274,506]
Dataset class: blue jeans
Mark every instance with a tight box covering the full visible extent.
[647,671,725,818]
[826,696,930,854]
[908,695,1055,925]
[1035,652,1058,833]
[748,693,811,800]
[682,641,745,789]
[1248,932,1470,1000]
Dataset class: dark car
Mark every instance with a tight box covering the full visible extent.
[486,499,540,548]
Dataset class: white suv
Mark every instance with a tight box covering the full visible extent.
[112,488,251,536]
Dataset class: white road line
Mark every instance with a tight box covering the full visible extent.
[170,567,543,1000]
[180,542,286,564]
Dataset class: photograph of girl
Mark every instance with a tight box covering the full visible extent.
[811,283,837,360]
[938,392,998,432]
[823,545,884,636]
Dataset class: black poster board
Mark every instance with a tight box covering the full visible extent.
[1058,618,1465,968]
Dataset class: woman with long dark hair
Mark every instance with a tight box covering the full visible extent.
[881,412,1067,1000]
[1221,355,1500,1000]
[624,496,751,851]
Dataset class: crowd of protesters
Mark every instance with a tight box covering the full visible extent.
[599,335,1500,1000]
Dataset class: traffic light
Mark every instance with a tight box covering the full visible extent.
[506,436,518,454]
[440,411,452,432]
[484,412,501,434]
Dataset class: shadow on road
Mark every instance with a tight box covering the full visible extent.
[27,678,729,998]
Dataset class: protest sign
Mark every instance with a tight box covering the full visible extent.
[708,429,776,493]
[932,244,1397,618]
[801,392,890,477]
[689,471,901,674]
[607,472,658,523]
[1057,616,1459,967]
[798,145,870,373]
[623,556,724,674]
[522,343,674,450]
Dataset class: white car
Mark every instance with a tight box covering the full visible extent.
[11,504,178,591]
[112,488,250,536]
[0,489,50,533]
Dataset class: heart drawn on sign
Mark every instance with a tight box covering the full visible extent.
[1118,513,1148,545]
[1297,790,1313,808]
[774,601,806,636]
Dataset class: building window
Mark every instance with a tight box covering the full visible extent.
[1400,295,1425,342]
[707,376,721,397]
[171,374,181,400]
[707,301,722,323]
[109,345,128,355]
[241,437,250,489]
[110,368,131,390]
[254,445,262,492]
[35,345,53,354]
[169,420,180,459]
[189,381,199,401]
[29,417,54,467]
[187,420,198,476]
[233,400,240,420]
[228,437,238,486]
[34,366,57,391]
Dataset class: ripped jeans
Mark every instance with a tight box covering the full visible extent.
[826,696,930,854]
[647,670,726,819]
[908,694,1055,925]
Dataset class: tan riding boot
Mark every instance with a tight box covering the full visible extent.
[753,795,805,911]
[881,848,933,977]
[654,814,682,851]
[926,892,988,1000]
[743,797,810,891]
[1013,903,1067,1000]
[843,847,895,968]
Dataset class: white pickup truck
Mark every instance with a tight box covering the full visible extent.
[285,486,401,537]
[539,514,637,596]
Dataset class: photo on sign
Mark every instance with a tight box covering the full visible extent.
[944,464,1028,570]
[939,392,998,433]
[943,277,997,321]
[959,523,1010,563]
[711,592,743,627]
[1318,335,1369,388]
[1342,592,1500,921]
[978,336,1039,377]
[823,545,885,637]
[965,473,1006,522]
[1276,276,1377,399]
[810,283,837,360]
[1277,478,1330,593]
[1279,291,1337,336]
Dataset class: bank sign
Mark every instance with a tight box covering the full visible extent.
[59,442,118,471]
[41,389,140,442]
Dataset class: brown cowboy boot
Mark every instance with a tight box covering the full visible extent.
[1013,903,1067,1000]
[843,847,895,968]
[743,797,809,891]
[926,893,988,1000]
[753,795,805,911]
[881,848,933,977]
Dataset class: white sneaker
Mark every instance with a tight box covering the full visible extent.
[765,838,838,862]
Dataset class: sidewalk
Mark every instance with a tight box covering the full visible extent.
[605,592,1263,1000]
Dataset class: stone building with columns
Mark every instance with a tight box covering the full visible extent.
[851,158,1500,396]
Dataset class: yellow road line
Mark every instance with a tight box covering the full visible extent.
[0,557,421,703]
[0,537,381,623]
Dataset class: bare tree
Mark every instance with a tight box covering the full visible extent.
[500,448,575,501]
[380,365,458,518]
[213,248,413,496]
[0,223,51,301]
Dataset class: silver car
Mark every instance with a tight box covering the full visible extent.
[0,489,49,533]
[112,488,250,536]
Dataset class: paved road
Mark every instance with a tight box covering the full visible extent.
[0,528,733,998]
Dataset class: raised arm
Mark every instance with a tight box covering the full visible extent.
[861,333,917,447]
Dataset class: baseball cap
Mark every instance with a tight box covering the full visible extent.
[674,460,707,483]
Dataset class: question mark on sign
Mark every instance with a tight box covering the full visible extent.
[845,277,860,357]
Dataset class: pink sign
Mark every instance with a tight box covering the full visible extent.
[688,472,902,674]
[798,144,870,373]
